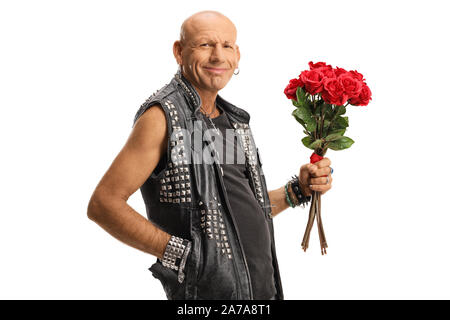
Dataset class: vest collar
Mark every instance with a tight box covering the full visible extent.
[173,68,250,124]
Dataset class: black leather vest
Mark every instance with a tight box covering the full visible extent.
[132,69,284,300]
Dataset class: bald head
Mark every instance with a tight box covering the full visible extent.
[173,10,240,95]
[179,10,237,46]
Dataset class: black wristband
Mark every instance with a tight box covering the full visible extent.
[289,175,311,207]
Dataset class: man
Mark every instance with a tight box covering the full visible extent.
[87,10,332,300]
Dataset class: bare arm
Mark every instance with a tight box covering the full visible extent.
[268,185,297,218]
[87,104,170,259]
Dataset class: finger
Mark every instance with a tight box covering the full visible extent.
[309,176,328,185]
[300,163,310,171]
[309,183,332,193]
[310,175,333,185]
[315,157,331,169]
[311,166,332,177]
[307,163,317,172]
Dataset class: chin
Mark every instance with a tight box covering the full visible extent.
[213,77,232,88]
[212,82,228,91]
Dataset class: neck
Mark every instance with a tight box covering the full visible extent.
[180,69,218,114]
[197,90,218,114]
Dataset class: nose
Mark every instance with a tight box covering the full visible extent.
[210,44,225,63]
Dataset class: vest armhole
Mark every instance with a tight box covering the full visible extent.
[132,99,174,177]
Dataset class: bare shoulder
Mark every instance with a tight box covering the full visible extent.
[136,103,166,124]
[134,103,167,133]
[129,103,168,153]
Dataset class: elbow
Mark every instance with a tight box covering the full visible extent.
[87,192,105,222]
[87,189,125,223]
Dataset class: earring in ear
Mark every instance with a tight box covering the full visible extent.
[234,66,240,75]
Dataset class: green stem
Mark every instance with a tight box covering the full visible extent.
[325,104,340,138]
[320,104,324,138]
[318,103,325,154]
[313,95,317,140]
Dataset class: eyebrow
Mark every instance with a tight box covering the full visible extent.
[196,38,234,45]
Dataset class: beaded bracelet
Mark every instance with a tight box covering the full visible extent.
[285,175,311,208]
[284,182,296,208]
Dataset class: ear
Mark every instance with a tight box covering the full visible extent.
[173,40,183,65]
[236,44,241,64]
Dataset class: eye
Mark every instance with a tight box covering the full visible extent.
[200,43,210,47]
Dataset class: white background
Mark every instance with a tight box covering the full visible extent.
[1,0,449,299]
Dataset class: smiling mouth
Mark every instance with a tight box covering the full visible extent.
[203,67,228,74]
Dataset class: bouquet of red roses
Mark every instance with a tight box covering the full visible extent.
[284,61,372,254]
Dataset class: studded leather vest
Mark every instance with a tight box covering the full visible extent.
[132,69,284,300]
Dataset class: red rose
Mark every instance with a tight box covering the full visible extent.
[284,78,303,100]
[322,77,348,106]
[308,61,330,70]
[318,66,336,79]
[339,74,363,99]
[349,82,372,106]
[348,70,365,82]
[309,61,335,78]
[334,67,348,77]
[299,69,324,95]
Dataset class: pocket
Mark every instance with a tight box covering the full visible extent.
[191,229,203,282]
[194,232,239,299]
[149,260,186,300]
[182,229,205,299]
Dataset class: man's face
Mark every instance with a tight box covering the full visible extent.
[175,15,240,93]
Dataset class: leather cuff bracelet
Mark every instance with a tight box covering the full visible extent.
[289,175,311,208]
[161,235,192,283]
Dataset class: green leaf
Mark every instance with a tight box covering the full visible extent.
[310,139,323,149]
[327,136,355,150]
[333,116,349,129]
[292,106,316,132]
[335,105,346,116]
[322,119,331,133]
[296,86,307,105]
[325,133,344,142]
[293,114,307,129]
[305,120,317,132]
[301,136,314,150]
[328,128,346,136]
[292,106,311,123]
[324,103,334,120]
[292,99,301,108]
